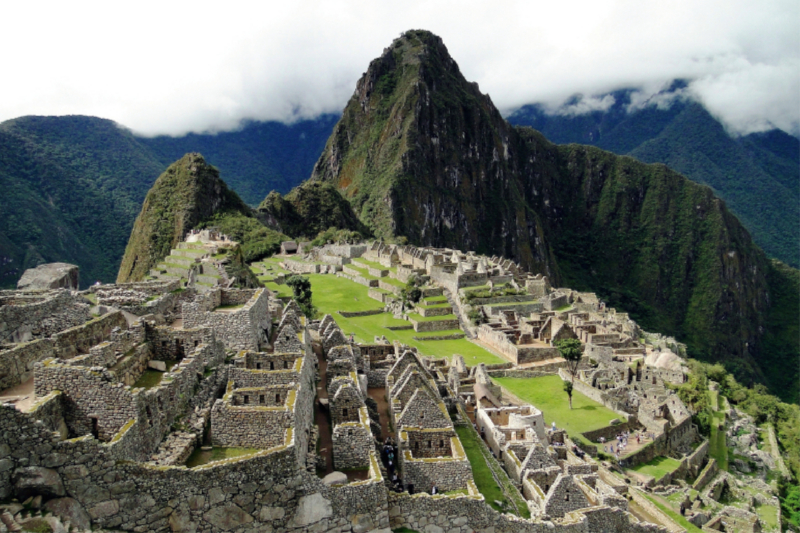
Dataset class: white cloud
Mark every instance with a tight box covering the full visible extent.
[550,95,617,117]
[0,0,796,136]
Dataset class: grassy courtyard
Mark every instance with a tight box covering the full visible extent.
[454,424,530,517]
[306,274,503,365]
[493,375,624,441]
[628,456,682,480]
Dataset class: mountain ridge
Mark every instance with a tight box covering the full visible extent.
[305,29,795,397]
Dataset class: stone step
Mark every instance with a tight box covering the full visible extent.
[165,255,197,267]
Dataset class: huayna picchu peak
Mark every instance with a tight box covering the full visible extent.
[308,29,794,397]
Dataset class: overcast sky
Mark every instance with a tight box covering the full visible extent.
[1,0,797,137]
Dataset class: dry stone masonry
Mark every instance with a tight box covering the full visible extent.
[0,245,766,533]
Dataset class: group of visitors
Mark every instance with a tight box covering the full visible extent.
[599,430,653,459]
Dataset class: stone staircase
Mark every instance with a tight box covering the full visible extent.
[149,243,224,292]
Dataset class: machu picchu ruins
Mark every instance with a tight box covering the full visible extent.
[0,239,786,533]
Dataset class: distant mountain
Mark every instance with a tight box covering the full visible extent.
[507,90,800,267]
[117,153,254,283]
[307,29,798,400]
[0,115,336,288]
[0,116,164,288]
[138,116,339,205]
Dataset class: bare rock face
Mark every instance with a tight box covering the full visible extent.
[17,263,79,290]
[13,466,65,500]
[44,497,91,531]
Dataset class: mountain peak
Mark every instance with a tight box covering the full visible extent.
[116,153,250,283]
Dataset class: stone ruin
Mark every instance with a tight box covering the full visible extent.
[0,251,722,533]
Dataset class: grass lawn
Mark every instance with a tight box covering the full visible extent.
[494,375,625,441]
[307,274,502,365]
[708,390,728,471]
[265,282,293,298]
[756,503,778,530]
[378,276,406,288]
[628,456,682,480]
[407,312,458,322]
[644,493,703,533]
[454,425,529,517]
[351,258,392,270]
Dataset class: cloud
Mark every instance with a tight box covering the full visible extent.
[550,95,617,117]
[0,0,796,136]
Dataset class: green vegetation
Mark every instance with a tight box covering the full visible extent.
[140,115,338,205]
[258,181,370,239]
[642,492,703,533]
[494,375,624,441]
[133,370,164,390]
[0,115,165,288]
[454,424,529,517]
[286,275,316,318]
[307,274,502,365]
[628,456,682,480]
[117,153,253,283]
[198,212,287,263]
[509,92,799,268]
[185,447,260,468]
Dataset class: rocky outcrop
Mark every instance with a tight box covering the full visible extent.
[258,181,370,239]
[17,263,79,290]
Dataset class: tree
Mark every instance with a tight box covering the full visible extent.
[286,275,316,318]
[555,338,583,410]
[556,338,583,381]
[563,380,574,410]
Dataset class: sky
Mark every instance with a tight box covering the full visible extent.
[1,0,797,137]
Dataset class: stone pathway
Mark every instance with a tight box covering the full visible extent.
[0,376,34,411]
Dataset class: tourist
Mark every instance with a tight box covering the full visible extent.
[431,484,438,495]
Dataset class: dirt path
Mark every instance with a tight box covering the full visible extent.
[314,343,334,475]
[367,387,392,441]
[0,377,35,411]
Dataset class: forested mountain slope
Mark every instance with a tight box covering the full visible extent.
[308,29,798,399]
[508,92,800,267]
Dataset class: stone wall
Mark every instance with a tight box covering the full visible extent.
[0,338,54,390]
[0,290,89,343]
[333,420,372,470]
[52,311,128,359]
[0,403,392,533]
[183,289,269,351]
[402,455,472,493]
[410,318,459,332]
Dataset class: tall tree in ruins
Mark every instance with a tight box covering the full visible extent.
[556,338,583,410]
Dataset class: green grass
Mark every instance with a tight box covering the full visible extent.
[628,456,682,480]
[756,503,779,530]
[417,303,452,310]
[307,274,502,365]
[265,281,293,298]
[643,493,703,533]
[423,295,449,304]
[407,312,457,322]
[351,258,391,270]
[133,370,164,389]
[455,425,529,517]
[708,390,728,470]
[494,375,625,439]
[378,276,406,288]
[185,447,260,468]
